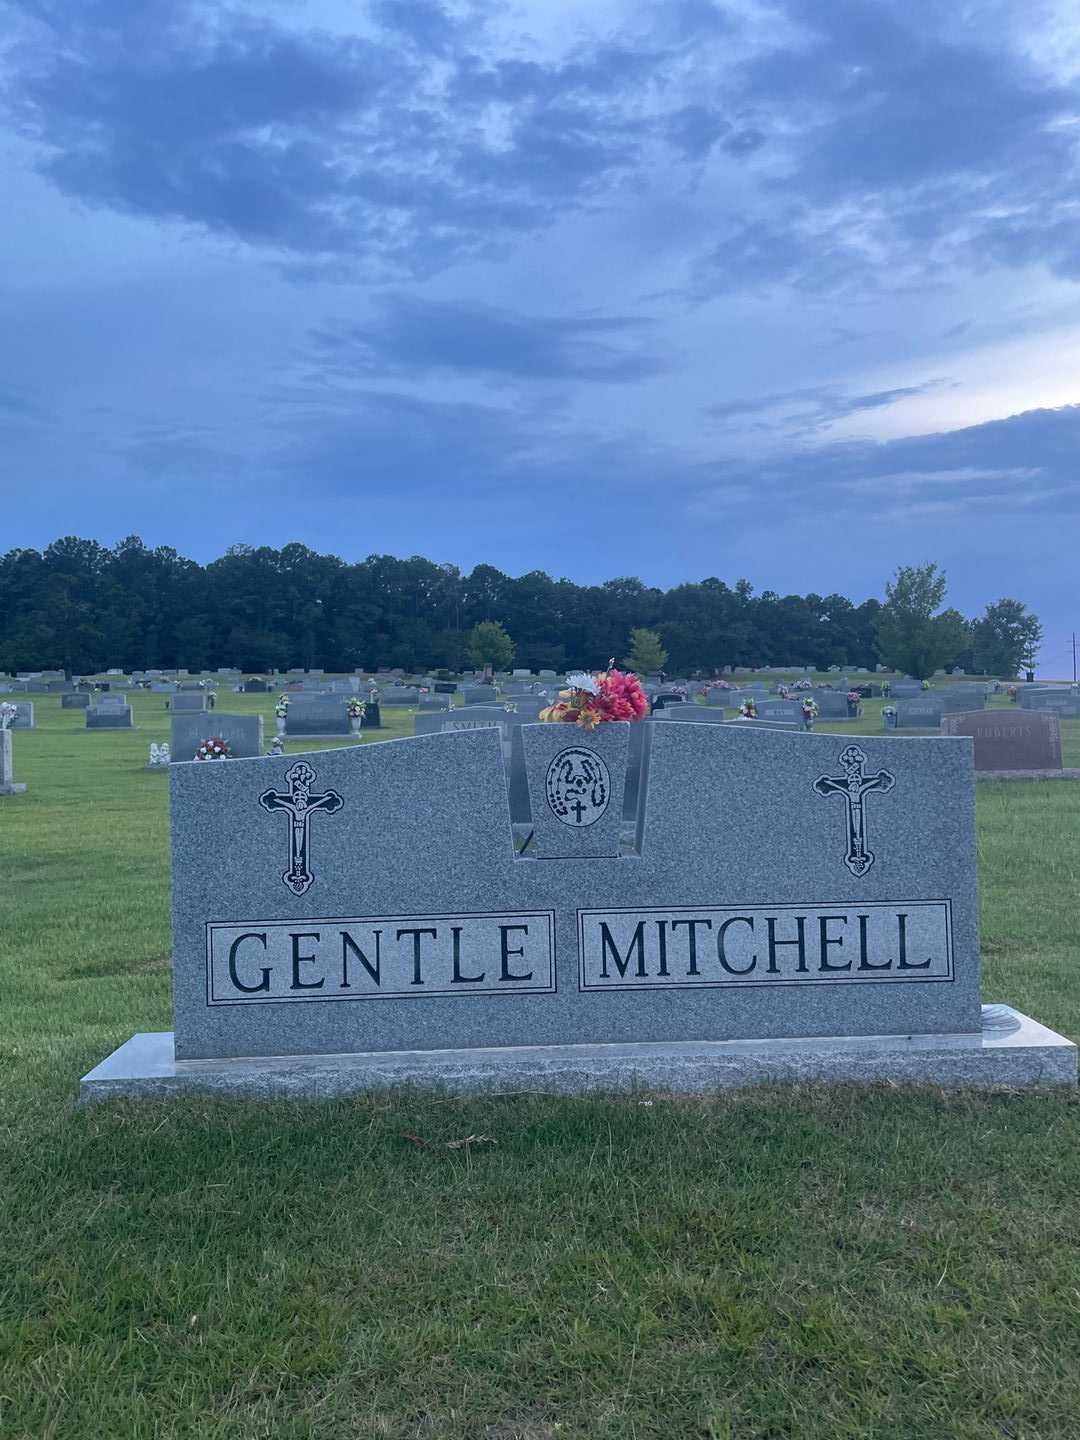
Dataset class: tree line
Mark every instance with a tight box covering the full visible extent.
[0,537,1041,680]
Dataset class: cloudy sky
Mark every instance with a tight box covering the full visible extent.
[1,0,1078,666]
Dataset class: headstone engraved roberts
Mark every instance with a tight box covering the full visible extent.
[942,710,1063,773]
[82,725,1075,1098]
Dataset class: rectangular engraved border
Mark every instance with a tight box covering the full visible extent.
[205,909,557,1006]
[577,900,954,993]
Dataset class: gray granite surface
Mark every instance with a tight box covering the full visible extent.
[166,724,981,1062]
[520,721,629,859]
[81,1006,1077,1101]
[86,704,134,729]
[171,712,264,762]
[943,710,1061,771]
[0,728,26,795]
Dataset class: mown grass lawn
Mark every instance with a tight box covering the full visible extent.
[2,687,1080,1439]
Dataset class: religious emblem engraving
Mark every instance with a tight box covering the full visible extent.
[259,761,344,896]
[545,746,610,828]
[813,745,895,877]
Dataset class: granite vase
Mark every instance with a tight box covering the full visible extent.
[521,720,629,859]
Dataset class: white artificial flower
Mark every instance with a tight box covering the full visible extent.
[566,672,600,696]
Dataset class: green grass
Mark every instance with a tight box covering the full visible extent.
[2,687,1080,1438]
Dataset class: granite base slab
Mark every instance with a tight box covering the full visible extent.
[0,783,27,795]
[80,1006,1076,1102]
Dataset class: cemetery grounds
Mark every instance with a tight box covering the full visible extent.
[2,684,1080,1440]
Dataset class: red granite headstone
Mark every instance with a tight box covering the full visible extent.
[942,710,1062,771]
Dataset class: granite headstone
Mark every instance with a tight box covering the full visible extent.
[171,713,265,762]
[82,725,1076,1098]
[942,710,1062,772]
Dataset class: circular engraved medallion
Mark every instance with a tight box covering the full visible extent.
[545,745,611,827]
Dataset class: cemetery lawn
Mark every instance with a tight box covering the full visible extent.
[4,691,1080,1440]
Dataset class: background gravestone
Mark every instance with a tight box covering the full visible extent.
[937,688,989,714]
[61,693,91,709]
[286,694,350,737]
[942,710,1062,772]
[1020,689,1080,717]
[8,702,34,729]
[0,728,27,794]
[723,718,799,731]
[808,692,854,719]
[86,704,134,729]
[894,699,944,729]
[171,712,265,762]
[653,707,730,726]
[170,692,207,713]
[756,699,802,721]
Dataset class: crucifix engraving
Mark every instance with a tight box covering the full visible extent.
[259,761,344,896]
[813,745,895,877]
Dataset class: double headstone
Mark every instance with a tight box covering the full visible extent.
[82,724,1076,1098]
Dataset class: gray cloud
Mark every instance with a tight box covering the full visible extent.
[704,380,952,434]
[1,0,739,276]
[310,295,664,382]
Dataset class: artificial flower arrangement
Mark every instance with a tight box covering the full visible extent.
[847,690,862,705]
[920,679,931,690]
[345,698,367,721]
[801,698,819,721]
[538,663,648,730]
[194,736,232,761]
[793,678,813,691]
[1006,684,1019,701]
[274,693,290,719]
[881,705,897,721]
[0,701,16,729]
[738,698,758,719]
[704,678,733,692]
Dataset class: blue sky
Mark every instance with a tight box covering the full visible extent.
[1,0,1078,668]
